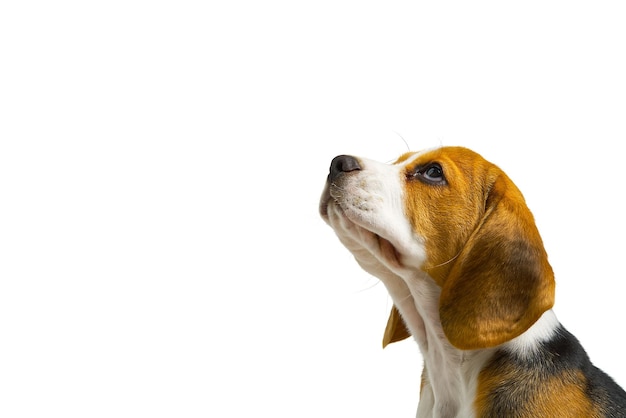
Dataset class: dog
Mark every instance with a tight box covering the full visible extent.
[319,146,626,417]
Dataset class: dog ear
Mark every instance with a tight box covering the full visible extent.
[439,173,555,350]
[382,305,411,348]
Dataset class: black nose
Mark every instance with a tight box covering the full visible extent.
[328,155,361,181]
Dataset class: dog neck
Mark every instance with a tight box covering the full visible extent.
[385,271,495,418]
[386,270,560,418]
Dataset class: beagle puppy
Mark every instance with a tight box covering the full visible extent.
[319,146,626,417]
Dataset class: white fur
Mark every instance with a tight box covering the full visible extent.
[503,309,560,358]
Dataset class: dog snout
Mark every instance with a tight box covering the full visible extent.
[328,155,361,182]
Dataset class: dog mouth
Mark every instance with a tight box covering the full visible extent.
[318,182,332,220]
[320,182,355,224]
[319,181,350,220]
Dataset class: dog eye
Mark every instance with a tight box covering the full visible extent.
[414,163,446,184]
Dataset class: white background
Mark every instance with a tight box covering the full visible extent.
[2,1,626,417]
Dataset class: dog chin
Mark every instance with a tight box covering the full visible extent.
[323,200,405,271]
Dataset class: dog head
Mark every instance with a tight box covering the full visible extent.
[319,146,555,350]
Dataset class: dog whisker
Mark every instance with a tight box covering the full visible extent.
[424,251,462,271]
[354,279,382,294]
[392,130,411,152]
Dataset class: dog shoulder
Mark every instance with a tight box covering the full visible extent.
[476,323,626,417]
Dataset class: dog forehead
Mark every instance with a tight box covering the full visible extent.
[397,146,482,165]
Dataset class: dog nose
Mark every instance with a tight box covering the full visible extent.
[329,155,361,181]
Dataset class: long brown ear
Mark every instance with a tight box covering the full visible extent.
[382,306,411,348]
[439,173,555,350]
